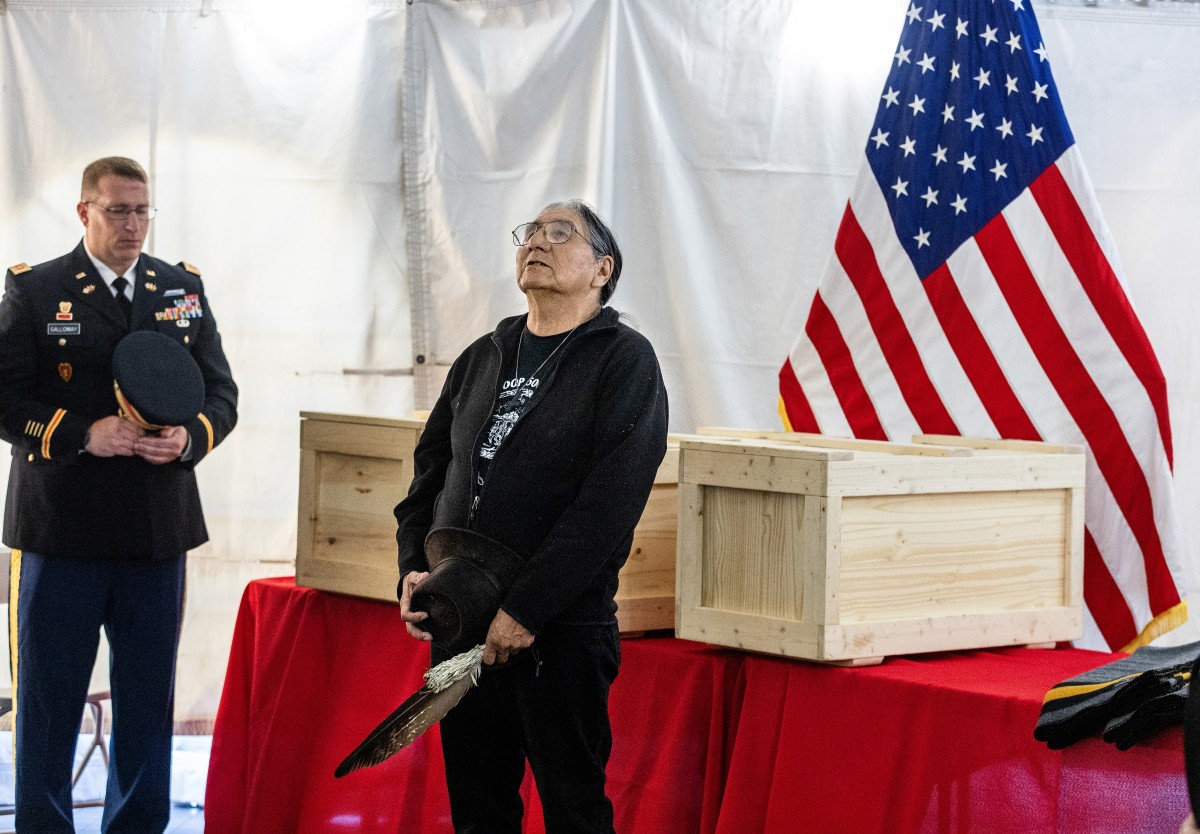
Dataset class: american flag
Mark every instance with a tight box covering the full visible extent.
[779,0,1186,652]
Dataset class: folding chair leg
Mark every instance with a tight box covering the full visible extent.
[72,693,110,810]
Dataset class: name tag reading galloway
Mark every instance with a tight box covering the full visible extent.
[47,323,81,336]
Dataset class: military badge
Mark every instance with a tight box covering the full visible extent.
[58,363,72,383]
[82,284,96,294]
[56,302,73,321]
[145,282,157,292]
[156,294,203,321]
[146,269,157,278]
[75,271,86,280]
[9,263,32,275]
[177,319,190,328]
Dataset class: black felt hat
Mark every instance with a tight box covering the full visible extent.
[112,331,205,429]
[410,528,525,654]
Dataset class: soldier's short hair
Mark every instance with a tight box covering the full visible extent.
[81,157,148,198]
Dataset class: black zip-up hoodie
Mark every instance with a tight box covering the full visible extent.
[395,307,668,634]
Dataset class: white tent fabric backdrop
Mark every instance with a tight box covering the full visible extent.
[1,0,1199,724]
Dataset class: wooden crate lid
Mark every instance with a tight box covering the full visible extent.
[300,410,428,430]
[693,427,1084,457]
[678,430,1085,495]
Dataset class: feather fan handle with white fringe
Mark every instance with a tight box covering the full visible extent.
[334,644,484,778]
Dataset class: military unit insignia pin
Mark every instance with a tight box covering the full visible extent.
[58,363,72,383]
[56,302,73,321]
[82,284,96,294]
[145,282,157,292]
[74,271,86,280]
[146,269,157,278]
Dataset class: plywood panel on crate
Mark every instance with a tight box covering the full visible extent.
[837,489,1073,623]
[698,486,807,622]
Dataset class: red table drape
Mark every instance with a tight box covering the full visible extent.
[206,578,1187,834]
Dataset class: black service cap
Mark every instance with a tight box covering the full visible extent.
[112,331,205,428]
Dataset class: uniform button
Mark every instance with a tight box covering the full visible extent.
[58,338,67,346]
[27,454,34,462]
[184,335,190,344]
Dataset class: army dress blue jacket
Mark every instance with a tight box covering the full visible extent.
[0,241,238,560]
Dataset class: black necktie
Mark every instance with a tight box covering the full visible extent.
[112,277,132,326]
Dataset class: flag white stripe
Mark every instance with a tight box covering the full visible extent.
[1004,185,1185,582]
[819,256,920,439]
[849,168,998,437]
[1056,148,1135,297]
[1083,453,1153,626]
[943,238,1063,439]
[1002,189,1170,468]
[787,320,854,437]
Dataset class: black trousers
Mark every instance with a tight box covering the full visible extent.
[9,550,185,834]
[436,622,621,834]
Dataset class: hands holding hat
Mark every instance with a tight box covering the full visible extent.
[399,567,533,665]
[482,609,533,666]
[84,415,188,463]
[399,570,433,642]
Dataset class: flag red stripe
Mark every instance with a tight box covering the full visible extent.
[805,291,887,440]
[975,215,1180,613]
[1029,164,1174,466]
[1082,529,1140,651]
[779,357,820,433]
[834,208,959,435]
[922,264,1040,441]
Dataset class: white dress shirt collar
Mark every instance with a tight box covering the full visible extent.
[82,241,137,299]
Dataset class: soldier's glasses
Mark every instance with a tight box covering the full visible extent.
[86,202,158,221]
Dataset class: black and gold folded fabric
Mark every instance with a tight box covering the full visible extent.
[1102,686,1189,751]
[1186,655,1200,819]
[1034,641,1200,750]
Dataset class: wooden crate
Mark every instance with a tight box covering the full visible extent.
[296,411,426,602]
[613,443,679,633]
[295,412,681,633]
[674,432,1086,664]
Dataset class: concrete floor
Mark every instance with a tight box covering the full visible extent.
[0,734,210,833]
[73,803,204,834]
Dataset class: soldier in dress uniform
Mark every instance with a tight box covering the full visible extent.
[0,156,237,833]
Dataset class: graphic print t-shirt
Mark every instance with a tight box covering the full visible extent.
[476,328,571,487]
